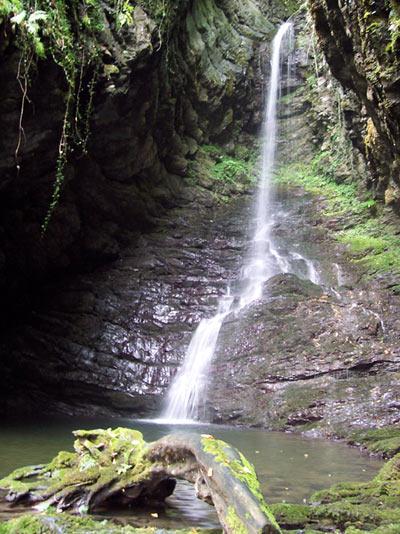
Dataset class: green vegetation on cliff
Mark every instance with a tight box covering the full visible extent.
[186,144,257,200]
[275,158,400,287]
[1,0,106,231]
[0,0,177,232]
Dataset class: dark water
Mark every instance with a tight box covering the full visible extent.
[0,417,382,529]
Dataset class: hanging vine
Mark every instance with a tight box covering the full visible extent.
[1,0,173,234]
[1,0,107,234]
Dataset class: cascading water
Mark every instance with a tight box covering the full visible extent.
[240,22,294,307]
[162,22,297,422]
[162,290,234,422]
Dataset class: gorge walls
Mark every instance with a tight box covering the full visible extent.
[0,0,296,414]
[0,0,290,319]
[309,0,400,208]
[2,0,399,432]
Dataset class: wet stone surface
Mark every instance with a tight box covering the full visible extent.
[210,273,400,433]
[1,183,400,436]
[0,186,251,416]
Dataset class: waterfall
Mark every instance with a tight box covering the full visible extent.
[162,22,294,423]
[239,21,294,308]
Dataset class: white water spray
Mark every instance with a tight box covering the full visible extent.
[162,22,294,422]
[240,21,295,307]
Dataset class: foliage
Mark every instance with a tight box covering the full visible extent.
[387,9,400,54]
[1,1,106,232]
[213,156,251,184]
[275,160,375,216]
[186,144,257,203]
[115,0,134,28]
[203,144,256,184]
[275,158,400,280]
[1,1,180,233]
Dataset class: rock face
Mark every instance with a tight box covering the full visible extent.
[308,0,400,209]
[2,0,399,435]
[0,0,287,318]
[0,183,252,415]
[209,272,400,433]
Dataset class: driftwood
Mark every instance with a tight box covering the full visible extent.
[0,427,281,533]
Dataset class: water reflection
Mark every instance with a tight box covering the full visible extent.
[0,417,382,529]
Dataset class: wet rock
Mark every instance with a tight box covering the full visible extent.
[2,172,400,436]
[0,193,251,416]
[0,0,280,319]
[309,0,400,209]
[209,272,400,434]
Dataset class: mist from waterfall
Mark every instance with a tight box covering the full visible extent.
[161,22,295,423]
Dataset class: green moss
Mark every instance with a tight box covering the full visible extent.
[349,426,400,458]
[346,526,400,534]
[226,506,247,534]
[0,427,155,511]
[201,436,282,533]
[275,160,400,279]
[374,453,400,483]
[269,503,311,527]
[0,511,211,533]
[269,451,400,533]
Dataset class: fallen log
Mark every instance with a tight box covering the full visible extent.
[0,427,281,533]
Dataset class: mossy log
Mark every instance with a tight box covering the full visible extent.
[0,428,280,534]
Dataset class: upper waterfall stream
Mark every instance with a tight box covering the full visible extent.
[162,22,320,422]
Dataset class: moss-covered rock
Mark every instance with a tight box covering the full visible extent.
[270,451,400,532]
[309,0,400,211]
[185,143,257,203]
[201,435,282,533]
[348,426,400,458]
[0,511,218,533]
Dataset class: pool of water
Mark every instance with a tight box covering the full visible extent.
[0,417,382,529]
